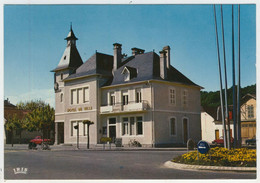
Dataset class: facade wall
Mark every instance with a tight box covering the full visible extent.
[100,112,153,147]
[100,82,153,146]
[241,98,256,121]
[55,76,99,145]
[201,112,216,143]
[152,81,201,145]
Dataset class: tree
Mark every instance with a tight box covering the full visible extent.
[24,103,55,139]
[5,114,25,146]
[17,100,46,110]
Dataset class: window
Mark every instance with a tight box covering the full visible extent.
[71,121,84,136]
[60,93,63,102]
[109,92,115,105]
[71,121,77,136]
[136,88,142,103]
[83,87,89,103]
[121,116,143,136]
[130,117,135,135]
[182,90,188,106]
[123,70,130,81]
[122,90,129,105]
[170,118,176,136]
[71,87,90,105]
[61,73,63,80]
[122,117,129,135]
[169,88,176,105]
[109,118,116,125]
[136,116,143,135]
[248,105,254,118]
[71,89,77,105]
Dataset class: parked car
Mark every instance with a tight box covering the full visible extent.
[212,136,234,145]
[245,137,256,146]
[28,136,53,149]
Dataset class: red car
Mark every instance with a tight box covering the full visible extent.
[28,136,52,149]
[212,136,234,145]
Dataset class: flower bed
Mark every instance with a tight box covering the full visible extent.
[173,147,256,167]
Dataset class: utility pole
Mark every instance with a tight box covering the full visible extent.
[220,5,230,149]
[213,5,227,148]
[237,5,242,147]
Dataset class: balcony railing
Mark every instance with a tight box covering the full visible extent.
[100,100,149,114]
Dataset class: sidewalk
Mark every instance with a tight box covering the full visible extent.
[4,144,188,151]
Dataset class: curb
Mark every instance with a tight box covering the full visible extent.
[164,161,256,172]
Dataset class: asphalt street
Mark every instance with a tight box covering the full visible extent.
[4,149,256,180]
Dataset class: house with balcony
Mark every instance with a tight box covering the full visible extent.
[52,27,202,147]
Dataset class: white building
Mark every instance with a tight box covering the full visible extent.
[52,27,202,147]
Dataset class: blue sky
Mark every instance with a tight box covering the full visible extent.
[4,4,256,107]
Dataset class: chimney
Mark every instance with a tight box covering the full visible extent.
[131,47,145,56]
[159,50,167,79]
[163,45,170,68]
[113,43,122,71]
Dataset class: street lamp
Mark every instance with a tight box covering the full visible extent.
[83,120,94,149]
[74,123,79,149]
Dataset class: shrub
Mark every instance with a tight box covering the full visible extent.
[173,147,256,167]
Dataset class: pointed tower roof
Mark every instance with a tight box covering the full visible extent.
[65,25,78,40]
[52,26,83,72]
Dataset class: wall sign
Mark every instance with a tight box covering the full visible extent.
[67,106,93,112]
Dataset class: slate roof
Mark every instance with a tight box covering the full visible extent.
[52,45,83,72]
[64,50,200,88]
[65,52,113,80]
[110,51,200,87]
[52,28,83,72]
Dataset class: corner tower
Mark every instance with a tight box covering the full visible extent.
[52,25,83,93]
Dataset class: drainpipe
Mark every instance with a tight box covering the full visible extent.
[149,81,155,147]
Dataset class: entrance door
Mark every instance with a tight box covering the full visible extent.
[215,130,219,140]
[58,122,64,144]
[109,126,116,142]
[108,118,116,142]
[183,118,188,144]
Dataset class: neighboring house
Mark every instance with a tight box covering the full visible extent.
[240,94,256,140]
[201,94,256,144]
[52,27,202,147]
[4,99,39,144]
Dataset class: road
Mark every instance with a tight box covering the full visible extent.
[4,149,256,180]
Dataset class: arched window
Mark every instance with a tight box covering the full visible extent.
[170,117,177,136]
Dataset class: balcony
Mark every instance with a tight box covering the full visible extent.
[100,100,149,114]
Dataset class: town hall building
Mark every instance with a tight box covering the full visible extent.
[52,27,202,147]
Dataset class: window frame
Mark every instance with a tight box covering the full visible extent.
[169,87,176,106]
[70,85,90,105]
[135,88,142,103]
[169,117,177,136]
[182,89,188,107]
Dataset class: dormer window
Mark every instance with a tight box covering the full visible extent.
[64,56,66,60]
[121,66,137,82]
[123,69,130,81]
